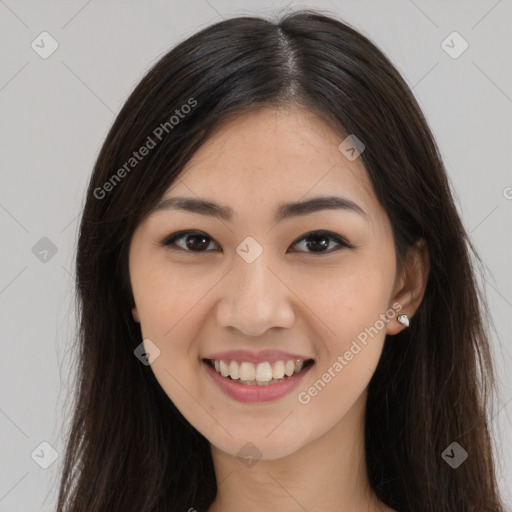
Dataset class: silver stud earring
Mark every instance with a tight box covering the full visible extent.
[397,314,409,328]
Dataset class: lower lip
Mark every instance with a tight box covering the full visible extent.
[202,360,313,403]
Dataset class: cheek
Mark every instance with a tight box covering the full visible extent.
[292,269,393,437]
[132,261,215,342]
[295,255,395,403]
[132,268,213,415]
[304,254,395,349]
[131,264,226,407]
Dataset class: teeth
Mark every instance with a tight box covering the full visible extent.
[210,358,309,383]
[229,360,239,380]
[239,362,255,381]
[284,360,295,376]
[220,360,230,377]
[255,362,272,382]
[272,360,285,379]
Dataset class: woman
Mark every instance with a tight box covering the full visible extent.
[57,9,505,512]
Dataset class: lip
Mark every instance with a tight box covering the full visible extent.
[202,349,312,364]
[202,358,314,403]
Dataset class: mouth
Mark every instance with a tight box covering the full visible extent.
[203,358,315,386]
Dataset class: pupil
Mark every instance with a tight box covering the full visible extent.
[187,234,209,250]
[307,234,328,252]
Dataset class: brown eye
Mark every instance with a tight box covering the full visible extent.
[161,231,218,252]
[291,231,351,254]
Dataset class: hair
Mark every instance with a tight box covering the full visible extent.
[56,9,504,512]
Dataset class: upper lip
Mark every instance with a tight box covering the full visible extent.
[202,349,313,364]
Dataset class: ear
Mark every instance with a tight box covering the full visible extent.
[387,238,430,335]
[132,306,140,323]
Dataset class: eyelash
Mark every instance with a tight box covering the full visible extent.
[158,230,353,255]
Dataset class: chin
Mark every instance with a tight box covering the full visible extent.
[208,428,313,463]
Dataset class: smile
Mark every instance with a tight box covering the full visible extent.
[206,358,313,385]
[202,356,315,403]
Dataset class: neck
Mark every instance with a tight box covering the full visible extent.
[208,391,389,512]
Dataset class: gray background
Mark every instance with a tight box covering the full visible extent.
[0,1,511,510]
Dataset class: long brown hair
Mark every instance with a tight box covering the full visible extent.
[57,9,504,511]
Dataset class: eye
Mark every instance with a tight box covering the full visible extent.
[159,229,353,255]
[290,230,352,254]
[160,230,220,252]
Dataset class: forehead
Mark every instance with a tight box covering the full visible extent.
[162,107,376,218]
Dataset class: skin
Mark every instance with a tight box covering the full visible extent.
[129,106,429,512]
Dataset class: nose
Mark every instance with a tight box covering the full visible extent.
[216,254,295,337]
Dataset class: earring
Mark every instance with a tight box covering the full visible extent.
[397,314,409,328]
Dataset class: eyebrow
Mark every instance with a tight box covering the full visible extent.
[151,195,367,222]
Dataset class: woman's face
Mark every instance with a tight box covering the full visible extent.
[129,106,408,460]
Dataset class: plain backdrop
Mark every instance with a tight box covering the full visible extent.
[0,1,511,510]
